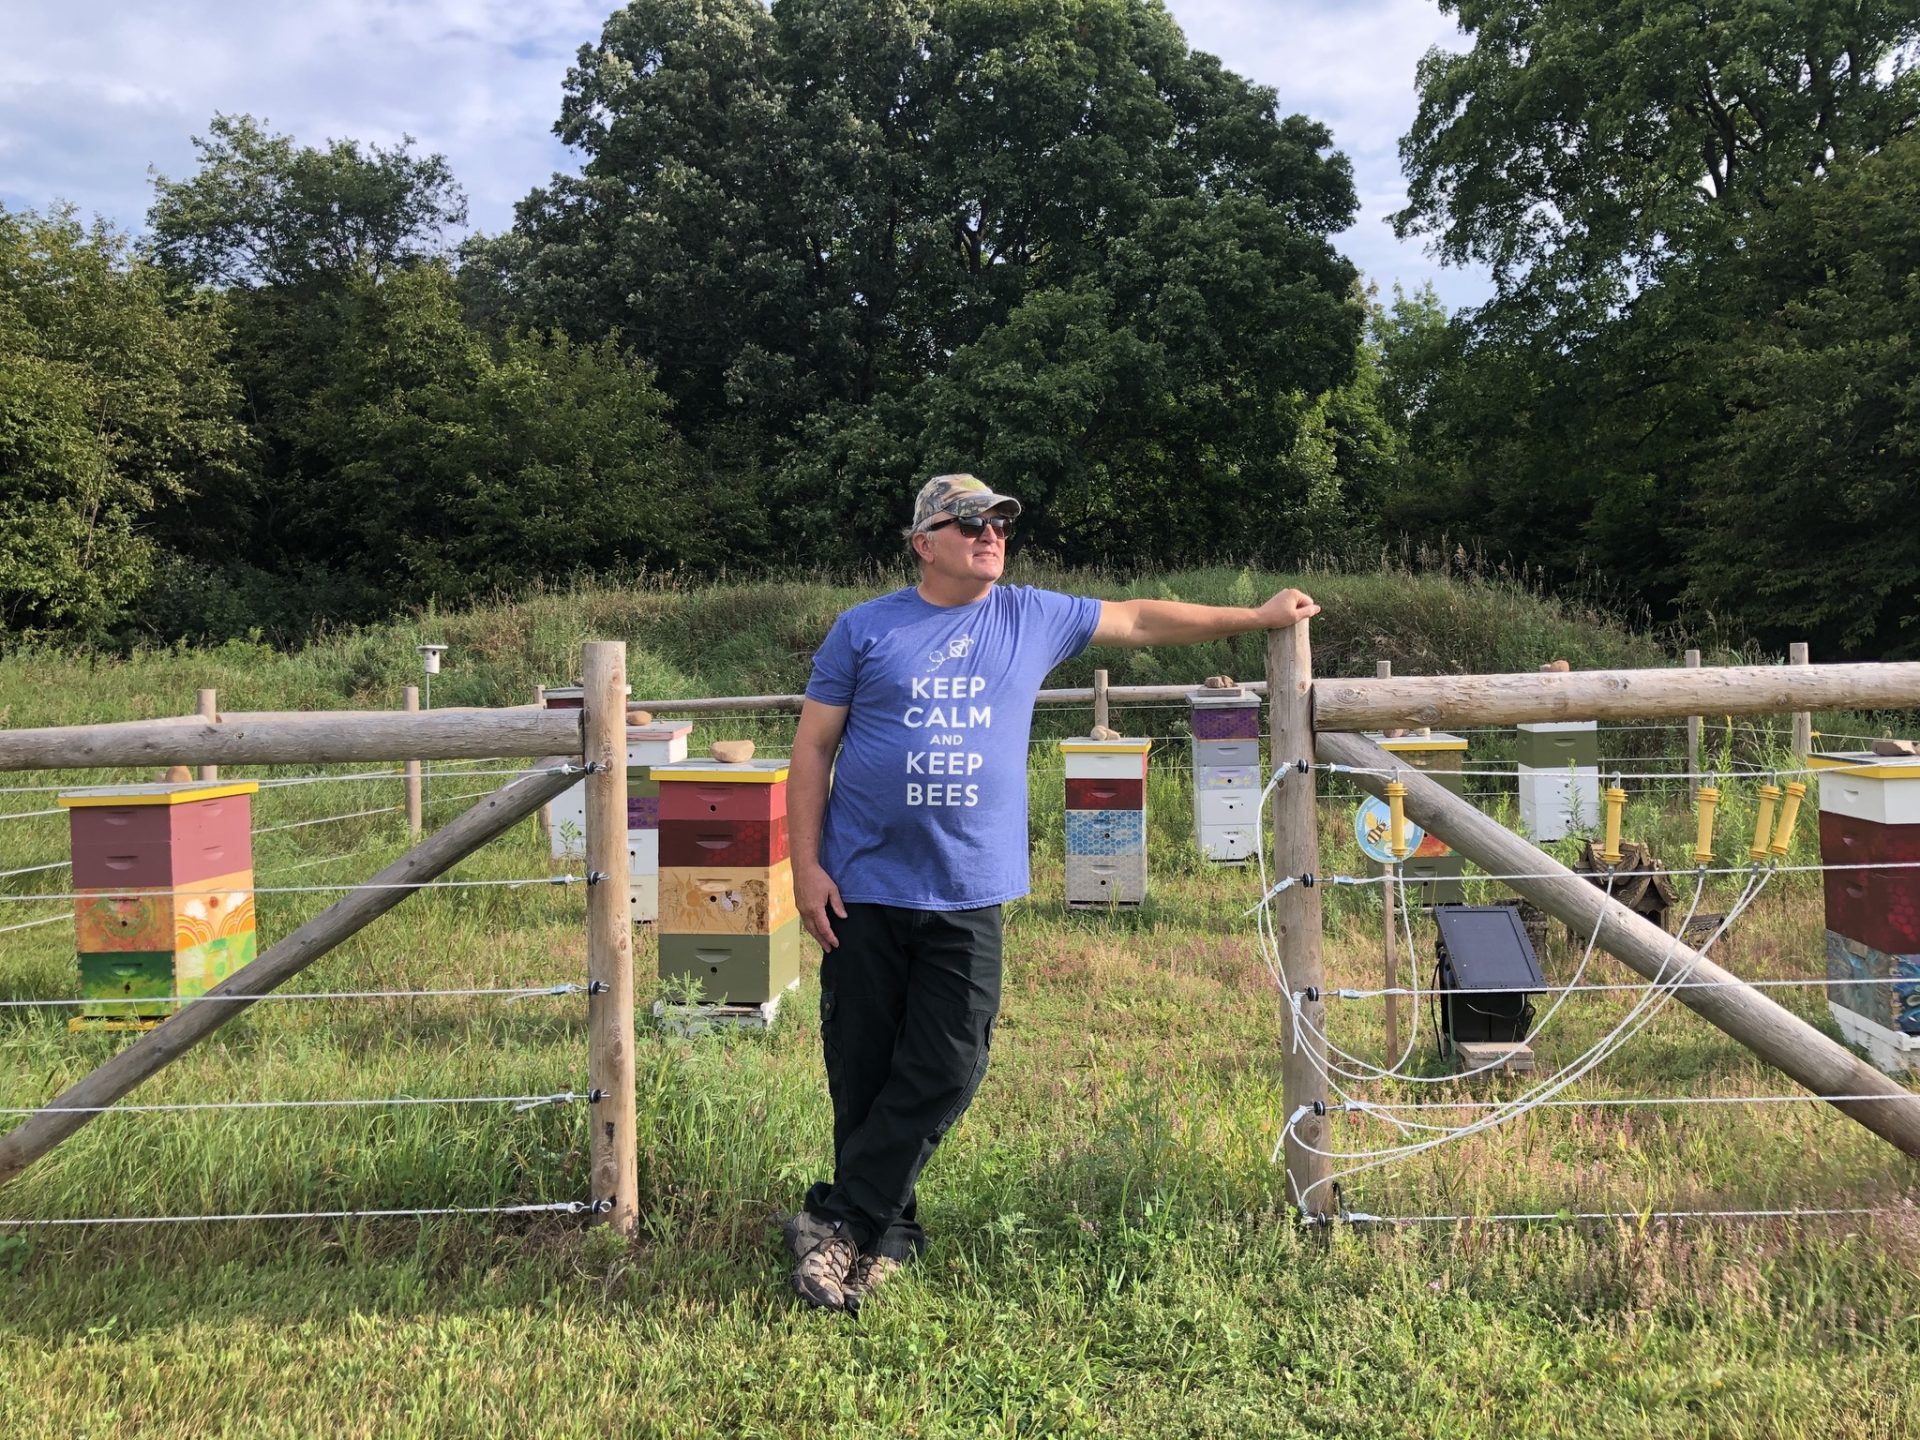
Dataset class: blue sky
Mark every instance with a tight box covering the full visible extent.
[0,0,1492,310]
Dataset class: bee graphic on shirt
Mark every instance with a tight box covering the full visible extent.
[925,634,974,670]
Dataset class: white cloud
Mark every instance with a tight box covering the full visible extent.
[0,0,1492,308]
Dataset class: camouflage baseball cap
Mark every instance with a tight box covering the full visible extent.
[910,473,1022,533]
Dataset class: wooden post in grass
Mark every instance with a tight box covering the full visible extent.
[1315,729,1920,1166]
[1790,643,1812,759]
[1377,660,1399,1059]
[582,642,637,1237]
[1268,621,1330,1220]
[403,687,423,839]
[0,763,584,1189]
[1685,650,1702,786]
[1092,669,1109,733]
[196,690,218,782]
[533,685,553,845]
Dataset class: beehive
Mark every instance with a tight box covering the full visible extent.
[1812,752,1920,1072]
[653,758,797,1002]
[1061,738,1150,905]
[544,703,690,925]
[1189,691,1262,864]
[59,781,259,1031]
[1371,732,1472,904]
[1516,720,1601,842]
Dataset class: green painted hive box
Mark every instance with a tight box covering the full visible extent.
[659,919,801,1005]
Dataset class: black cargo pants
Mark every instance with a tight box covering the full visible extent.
[803,902,1002,1261]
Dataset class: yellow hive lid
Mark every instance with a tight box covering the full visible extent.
[59,781,260,808]
[1808,752,1920,782]
[1371,732,1469,753]
[1058,738,1152,754]
[651,759,790,784]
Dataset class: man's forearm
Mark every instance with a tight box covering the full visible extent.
[1121,600,1265,647]
[788,749,833,873]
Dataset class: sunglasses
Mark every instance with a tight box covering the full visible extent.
[926,515,1015,539]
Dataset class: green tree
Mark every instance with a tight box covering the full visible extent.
[503,0,1363,566]
[0,207,247,640]
[1397,0,1920,328]
[1687,134,1920,656]
[148,114,468,287]
[1384,1,1920,652]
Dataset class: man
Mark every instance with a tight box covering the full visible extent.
[783,473,1319,1312]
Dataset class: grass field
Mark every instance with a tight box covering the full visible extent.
[2,569,1917,1438]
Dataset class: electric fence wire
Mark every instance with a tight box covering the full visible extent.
[0,1088,592,1117]
[1280,876,1771,1207]
[0,1200,607,1229]
[1243,754,1793,1212]
[1339,1204,1899,1227]
[0,875,585,905]
[0,982,588,1010]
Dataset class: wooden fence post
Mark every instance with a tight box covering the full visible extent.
[1790,642,1812,759]
[196,690,219,782]
[403,687,423,839]
[1685,650,1702,785]
[1268,621,1330,1220]
[583,642,637,1236]
[534,685,553,845]
[1092,669,1109,733]
[1376,660,1398,1058]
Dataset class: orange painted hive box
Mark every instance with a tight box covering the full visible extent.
[60,782,260,1031]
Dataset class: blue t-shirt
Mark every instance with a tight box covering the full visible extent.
[805,584,1102,909]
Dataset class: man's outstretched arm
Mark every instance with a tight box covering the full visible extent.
[1090,589,1320,649]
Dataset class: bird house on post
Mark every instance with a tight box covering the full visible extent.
[1812,749,1920,1073]
[416,644,448,676]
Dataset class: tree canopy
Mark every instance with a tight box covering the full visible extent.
[500,0,1365,567]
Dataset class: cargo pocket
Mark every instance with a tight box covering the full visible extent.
[929,1005,996,1142]
[820,989,844,1089]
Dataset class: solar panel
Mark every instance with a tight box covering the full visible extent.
[1432,905,1545,992]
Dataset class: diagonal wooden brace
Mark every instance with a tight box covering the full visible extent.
[1315,730,1920,1158]
[0,762,586,1190]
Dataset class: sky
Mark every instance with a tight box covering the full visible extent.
[0,0,1493,311]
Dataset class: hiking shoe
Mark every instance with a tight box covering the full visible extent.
[780,1209,838,1262]
[843,1252,902,1304]
[791,1230,860,1312]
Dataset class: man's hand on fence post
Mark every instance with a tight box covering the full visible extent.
[1255,590,1320,630]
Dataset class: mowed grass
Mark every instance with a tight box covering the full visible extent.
[0,570,1918,1437]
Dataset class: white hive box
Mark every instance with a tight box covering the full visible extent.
[1515,721,1600,843]
[1061,738,1150,907]
[1189,689,1263,866]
